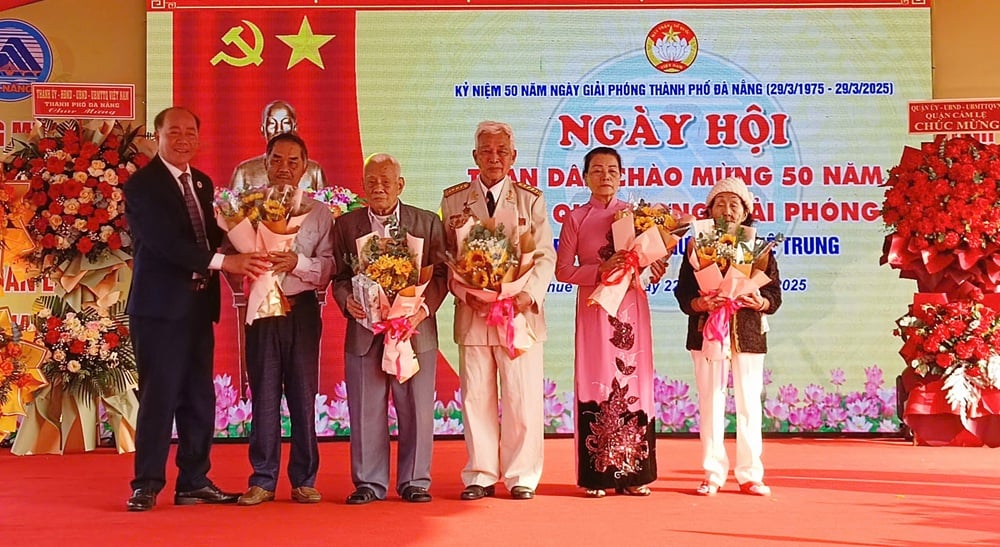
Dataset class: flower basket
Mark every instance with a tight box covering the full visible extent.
[882,135,1000,447]
[894,292,1000,446]
[11,295,137,454]
[881,134,1000,294]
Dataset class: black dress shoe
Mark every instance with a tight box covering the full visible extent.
[174,484,240,505]
[401,485,432,503]
[460,484,496,501]
[346,486,379,505]
[510,486,535,500]
[127,488,157,511]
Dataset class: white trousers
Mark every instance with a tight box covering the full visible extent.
[459,343,544,491]
[691,349,766,487]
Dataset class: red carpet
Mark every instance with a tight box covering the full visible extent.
[3,437,999,546]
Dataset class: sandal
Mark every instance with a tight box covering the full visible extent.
[585,489,606,498]
[695,482,719,496]
[738,482,771,496]
[618,485,651,496]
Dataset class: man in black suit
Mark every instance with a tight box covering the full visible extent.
[124,106,270,512]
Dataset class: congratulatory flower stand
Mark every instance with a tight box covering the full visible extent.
[882,134,1000,447]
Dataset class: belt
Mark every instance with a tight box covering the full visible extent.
[287,290,318,305]
[190,277,210,291]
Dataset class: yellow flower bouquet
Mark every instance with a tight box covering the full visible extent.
[351,219,433,382]
[621,199,686,252]
[448,217,537,358]
[214,185,312,324]
[688,217,777,360]
[590,200,685,316]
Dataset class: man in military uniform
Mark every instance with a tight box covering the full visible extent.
[439,121,556,501]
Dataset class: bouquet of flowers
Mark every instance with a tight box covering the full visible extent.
[691,217,781,274]
[588,200,683,316]
[448,217,536,358]
[1,121,147,301]
[308,186,365,218]
[214,185,311,324]
[34,297,135,400]
[350,217,433,382]
[629,199,685,244]
[881,135,1000,293]
[451,221,519,290]
[895,295,1000,416]
[688,217,778,360]
[0,307,49,440]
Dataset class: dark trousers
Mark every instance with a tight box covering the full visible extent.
[245,291,321,490]
[130,295,215,493]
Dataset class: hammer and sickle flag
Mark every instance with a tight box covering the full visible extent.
[210,19,264,67]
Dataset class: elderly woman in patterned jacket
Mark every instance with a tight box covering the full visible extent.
[674,176,782,497]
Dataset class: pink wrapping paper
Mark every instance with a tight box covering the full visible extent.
[691,257,772,361]
[217,212,307,325]
[449,217,538,359]
[355,232,430,383]
[587,214,670,316]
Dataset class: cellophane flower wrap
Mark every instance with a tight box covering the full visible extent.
[351,217,432,383]
[449,217,536,358]
[214,185,310,324]
[689,217,776,360]
[0,307,48,440]
[308,186,364,218]
[588,200,681,316]
[1,120,148,309]
[881,135,1000,293]
[895,295,1000,417]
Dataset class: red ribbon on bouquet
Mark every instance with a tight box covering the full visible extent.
[599,250,641,287]
[373,317,417,341]
[373,317,420,382]
[487,297,518,358]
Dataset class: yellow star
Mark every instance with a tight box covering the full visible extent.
[664,26,680,42]
[277,16,334,69]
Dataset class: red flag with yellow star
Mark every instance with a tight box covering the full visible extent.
[159,8,362,396]
[170,10,363,189]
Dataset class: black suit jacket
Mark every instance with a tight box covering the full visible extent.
[331,203,448,356]
[124,155,224,321]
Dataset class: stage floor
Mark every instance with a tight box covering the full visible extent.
[3,437,999,546]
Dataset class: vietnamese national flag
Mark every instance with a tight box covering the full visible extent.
[168,9,364,397]
[171,9,363,191]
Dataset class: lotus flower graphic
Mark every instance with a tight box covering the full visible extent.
[652,36,691,63]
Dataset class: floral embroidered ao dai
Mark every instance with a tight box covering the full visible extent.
[555,196,657,490]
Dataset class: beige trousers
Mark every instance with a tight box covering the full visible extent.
[691,349,766,487]
[459,343,544,491]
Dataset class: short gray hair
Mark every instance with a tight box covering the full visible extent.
[474,121,515,150]
[363,152,402,175]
